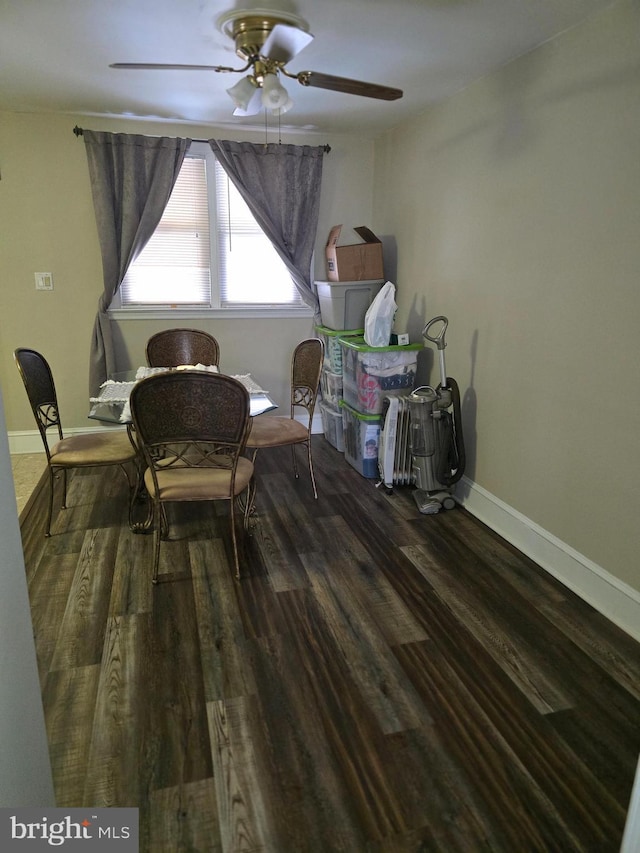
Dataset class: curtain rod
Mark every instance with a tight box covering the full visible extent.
[73,125,330,153]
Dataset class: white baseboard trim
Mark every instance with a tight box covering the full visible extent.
[458,476,640,643]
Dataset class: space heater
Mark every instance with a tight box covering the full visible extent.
[378,394,413,490]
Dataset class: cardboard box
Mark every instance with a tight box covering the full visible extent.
[325,225,384,282]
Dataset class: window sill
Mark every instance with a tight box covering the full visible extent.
[109,306,315,321]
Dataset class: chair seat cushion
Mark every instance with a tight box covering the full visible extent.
[144,456,254,502]
[246,416,308,448]
[51,431,136,466]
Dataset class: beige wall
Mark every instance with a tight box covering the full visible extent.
[0,112,375,430]
[373,0,640,593]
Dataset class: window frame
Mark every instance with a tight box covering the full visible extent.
[109,142,314,320]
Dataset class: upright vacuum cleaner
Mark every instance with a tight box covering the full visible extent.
[409,316,466,514]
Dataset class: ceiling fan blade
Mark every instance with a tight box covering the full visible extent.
[297,71,402,101]
[110,62,240,72]
[261,23,314,63]
[232,88,263,117]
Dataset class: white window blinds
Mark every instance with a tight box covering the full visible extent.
[120,157,211,306]
[214,160,302,306]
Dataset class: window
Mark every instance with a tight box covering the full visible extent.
[117,143,306,314]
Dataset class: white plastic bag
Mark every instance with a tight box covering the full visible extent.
[364,281,397,347]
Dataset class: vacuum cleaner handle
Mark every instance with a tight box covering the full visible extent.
[423,316,449,389]
[423,316,448,350]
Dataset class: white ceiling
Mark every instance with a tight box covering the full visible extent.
[0,0,615,135]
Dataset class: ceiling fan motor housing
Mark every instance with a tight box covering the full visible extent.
[219,10,309,62]
[232,15,278,60]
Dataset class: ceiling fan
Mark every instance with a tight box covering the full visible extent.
[110,8,403,117]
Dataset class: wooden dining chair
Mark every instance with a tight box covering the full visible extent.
[145,328,220,368]
[245,338,324,499]
[129,371,254,582]
[13,347,138,536]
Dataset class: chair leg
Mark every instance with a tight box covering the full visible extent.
[245,449,259,516]
[247,475,258,521]
[60,468,68,509]
[229,497,241,581]
[290,444,299,479]
[159,505,169,539]
[128,460,152,532]
[152,502,162,584]
[122,462,136,528]
[307,441,318,499]
[242,481,254,531]
[119,461,135,492]
[45,467,55,537]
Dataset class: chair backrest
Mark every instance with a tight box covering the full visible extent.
[130,371,250,473]
[14,348,63,457]
[290,338,324,421]
[145,328,220,368]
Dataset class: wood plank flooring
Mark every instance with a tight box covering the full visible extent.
[20,437,640,852]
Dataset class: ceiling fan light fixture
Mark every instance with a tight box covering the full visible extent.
[272,95,294,116]
[226,75,257,110]
[261,72,289,109]
[232,87,263,117]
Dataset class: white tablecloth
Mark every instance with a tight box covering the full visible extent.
[90,366,268,423]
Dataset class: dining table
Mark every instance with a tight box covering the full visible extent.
[88,365,277,531]
[89,365,277,425]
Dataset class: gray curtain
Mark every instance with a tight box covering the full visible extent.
[83,131,191,394]
[208,140,324,316]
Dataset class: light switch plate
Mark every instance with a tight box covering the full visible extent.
[35,272,53,291]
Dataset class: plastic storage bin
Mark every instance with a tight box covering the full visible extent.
[340,337,422,415]
[314,325,362,375]
[320,400,345,452]
[315,280,384,331]
[340,401,381,478]
[320,367,343,407]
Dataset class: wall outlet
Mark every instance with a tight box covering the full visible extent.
[35,272,53,291]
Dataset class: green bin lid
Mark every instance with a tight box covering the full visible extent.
[315,324,363,337]
[337,335,421,352]
[338,400,382,422]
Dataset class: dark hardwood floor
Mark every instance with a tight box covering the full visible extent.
[20,437,640,852]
